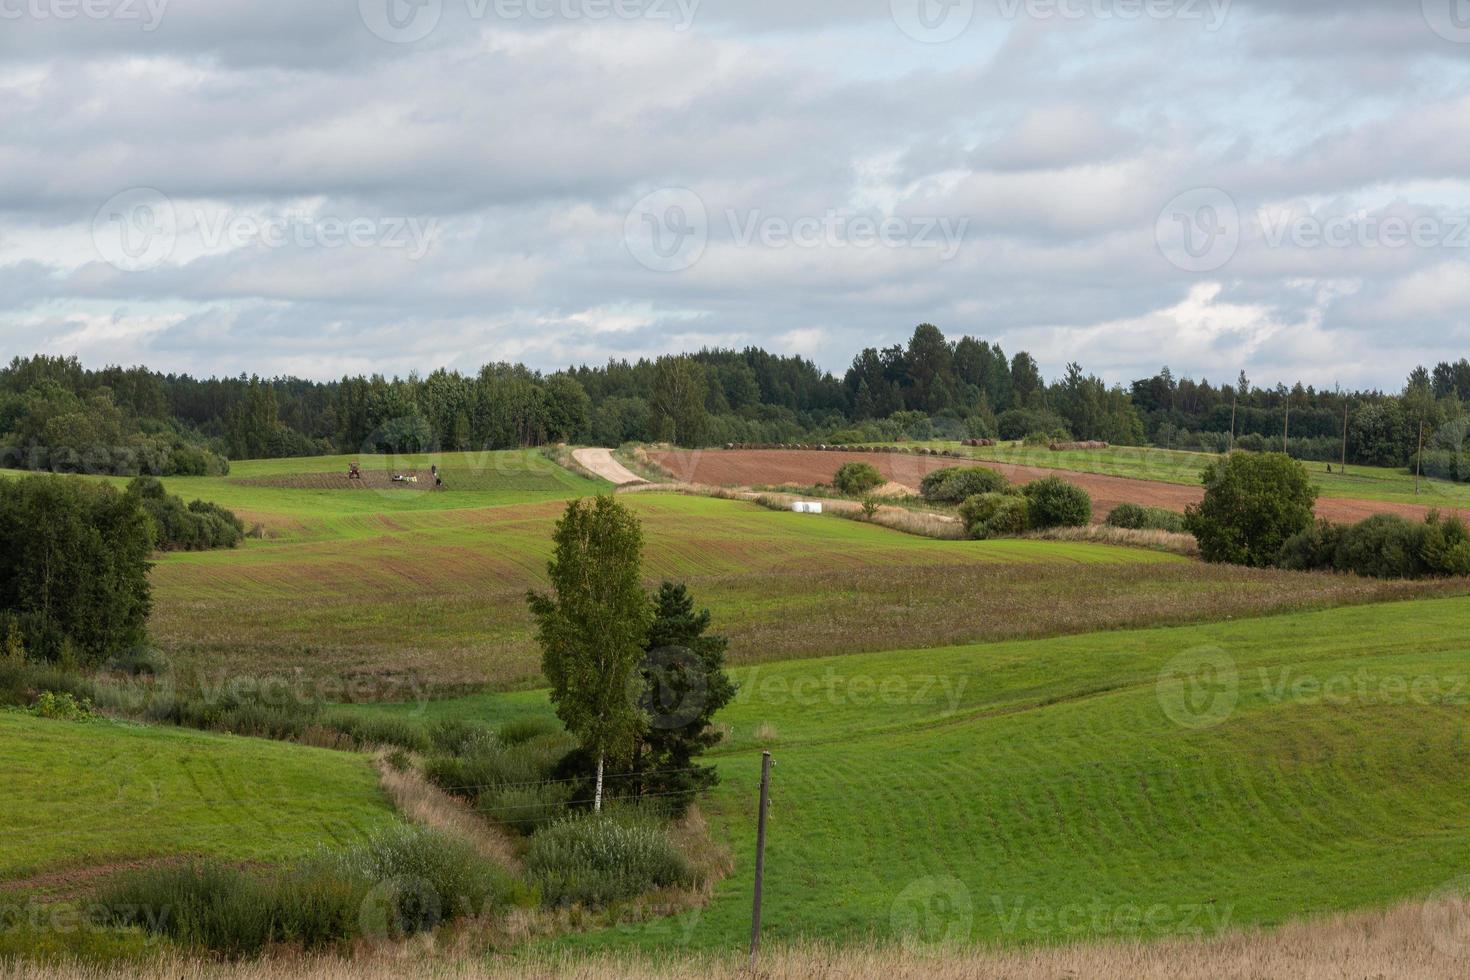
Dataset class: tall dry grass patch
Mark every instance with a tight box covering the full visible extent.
[7,896,1469,979]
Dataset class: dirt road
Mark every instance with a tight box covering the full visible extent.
[648,449,1468,525]
[572,448,647,486]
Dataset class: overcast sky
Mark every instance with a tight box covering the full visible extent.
[3,0,1470,390]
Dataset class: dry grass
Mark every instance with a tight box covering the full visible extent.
[9,896,1470,978]
[373,754,521,874]
[1028,524,1201,557]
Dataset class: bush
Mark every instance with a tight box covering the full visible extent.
[1185,453,1317,567]
[126,477,243,551]
[101,827,512,955]
[1276,520,1347,572]
[832,462,884,496]
[959,492,1029,540]
[919,466,1009,504]
[478,781,578,835]
[526,809,695,908]
[30,690,95,721]
[997,408,1071,442]
[1333,514,1429,580]
[1105,503,1186,534]
[1422,512,1470,576]
[1022,477,1092,529]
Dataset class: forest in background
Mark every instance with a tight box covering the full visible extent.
[4,323,1470,478]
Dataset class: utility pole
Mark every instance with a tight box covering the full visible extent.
[1416,420,1426,495]
[1229,392,1237,454]
[749,751,773,969]
[1341,402,1349,476]
[1283,401,1291,454]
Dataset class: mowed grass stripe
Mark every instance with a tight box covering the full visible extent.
[0,713,396,878]
[345,596,1470,950]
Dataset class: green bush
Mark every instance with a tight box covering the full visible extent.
[832,462,884,496]
[1022,477,1092,529]
[478,782,577,835]
[30,690,95,721]
[1185,453,1317,567]
[919,466,1009,503]
[101,826,512,955]
[498,716,564,746]
[126,477,243,552]
[1276,520,1346,572]
[1333,514,1429,580]
[526,810,695,908]
[959,492,1029,540]
[1105,503,1186,534]
[1422,512,1470,576]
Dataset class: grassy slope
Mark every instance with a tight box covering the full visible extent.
[0,712,395,879]
[903,441,1470,507]
[347,596,1470,950]
[139,482,1466,691]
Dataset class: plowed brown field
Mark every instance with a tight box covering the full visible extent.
[648,448,1469,525]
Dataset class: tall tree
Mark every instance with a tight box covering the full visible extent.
[649,356,708,447]
[526,496,653,811]
[631,582,736,815]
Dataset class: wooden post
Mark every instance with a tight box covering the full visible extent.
[1417,420,1426,495]
[1341,403,1349,476]
[749,751,773,969]
[1229,392,1237,454]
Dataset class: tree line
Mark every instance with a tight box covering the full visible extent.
[6,329,1470,474]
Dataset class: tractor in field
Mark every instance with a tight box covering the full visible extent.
[348,461,362,480]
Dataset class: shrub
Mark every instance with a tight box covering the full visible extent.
[919,466,1009,504]
[1022,477,1092,529]
[1422,512,1470,576]
[101,827,512,955]
[30,691,95,721]
[832,462,884,496]
[959,492,1029,540]
[318,711,431,754]
[1185,453,1317,567]
[526,810,695,908]
[1276,520,1346,572]
[498,715,564,746]
[1105,503,1186,534]
[1332,514,1429,580]
[478,781,578,835]
[127,477,243,551]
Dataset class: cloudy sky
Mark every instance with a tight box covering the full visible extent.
[3,0,1470,390]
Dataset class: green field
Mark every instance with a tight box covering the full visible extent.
[92,455,1460,692]
[345,596,1470,949]
[0,712,395,879]
[902,441,1470,508]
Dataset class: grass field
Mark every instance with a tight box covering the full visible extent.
[909,441,1470,508]
[124,466,1468,691]
[0,712,394,880]
[343,595,1470,950]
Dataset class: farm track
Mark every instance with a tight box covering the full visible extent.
[650,448,1470,525]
